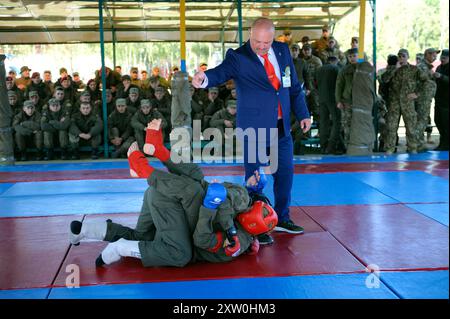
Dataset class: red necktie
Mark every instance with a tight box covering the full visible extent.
[261,53,282,119]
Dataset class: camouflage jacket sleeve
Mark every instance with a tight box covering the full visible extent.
[13,114,32,135]
[51,112,70,131]
[40,112,54,132]
[209,110,226,128]
[193,205,224,251]
[120,115,133,140]
[130,112,146,131]
[89,115,103,136]
[69,116,82,136]
[380,65,396,84]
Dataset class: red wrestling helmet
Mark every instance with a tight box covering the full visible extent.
[237,201,278,235]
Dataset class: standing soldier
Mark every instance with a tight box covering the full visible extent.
[108,98,135,158]
[43,70,54,96]
[302,44,322,126]
[131,99,166,151]
[126,87,142,114]
[319,37,346,67]
[312,25,331,57]
[15,66,32,91]
[381,49,427,154]
[416,48,439,151]
[13,100,43,161]
[209,99,237,142]
[41,98,70,160]
[27,72,51,102]
[69,102,103,160]
[336,48,358,149]
[433,49,449,151]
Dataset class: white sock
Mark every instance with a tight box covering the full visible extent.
[70,220,107,245]
[101,238,141,265]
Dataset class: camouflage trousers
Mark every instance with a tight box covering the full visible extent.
[307,89,320,123]
[110,128,135,156]
[69,133,101,149]
[340,105,352,147]
[43,130,69,149]
[15,131,43,151]
[415,94,434,149]
[385,99,418,152]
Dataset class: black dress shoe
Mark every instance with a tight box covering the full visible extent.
[257,233,274,245]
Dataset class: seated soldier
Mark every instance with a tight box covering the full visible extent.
[190,84,205,126]
[69,119,276,267]
[68,102,103,160]
[8,90,22,115]
[27,72,51,102]
[131,99,166,151]
[41,98,71,160]
[60,76,77,106]
[28,90,46,113]
[74,91,93,113]
[53,86,73,115]
[104,89,116,116]
[86,79,102,110]
[151,86,172,142]
[203,87,225,130]
[116,75,140,99]
[13,100,43,161]
[209,99,237,140]
[108,98,135,158]
[126,87,141,114]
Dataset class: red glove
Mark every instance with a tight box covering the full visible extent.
[224,235,241,257]
[128,151,154,178]
[247,238,260,255]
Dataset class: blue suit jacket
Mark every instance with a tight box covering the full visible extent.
[204,40,310,143]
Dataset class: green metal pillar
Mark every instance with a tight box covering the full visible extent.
[112,27,117,68]
[99,0,109,158]
[237,0,243,46]
[371,0,379,152]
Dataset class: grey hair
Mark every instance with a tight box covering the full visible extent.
[250,17,275,33]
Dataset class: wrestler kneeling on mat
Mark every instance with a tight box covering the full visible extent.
[69,119,277,267]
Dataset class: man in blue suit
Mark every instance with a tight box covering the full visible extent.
[193,17,311,244]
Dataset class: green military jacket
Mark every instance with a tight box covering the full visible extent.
[69,111,103,136]
[41,108,71,132]
[417,61,437,100]
[381,64,428,102]
[336,63,357,105]
[13,111,42,135]
[209,109,236,128]
[130,109,166,132]
[303,55,323,90]
[108,110,133,139]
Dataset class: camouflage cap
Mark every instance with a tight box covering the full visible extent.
[227,99,237,108]
[209,87,219,93]
[441,49,449,57]
[302,43,312,51]
[398,48,410,57]
[130,67,138,73]
[291,43,300,50]
[23,100,34,108]
[115,98,127,106]
[73,72,79,77]
[55,86,64,92]
[140,99,151,107]
[129,87,139,94]
[155,86,165,93]
[424,48,441,55]
[48,98,59,105]
[7,90,17,97]
[20,66,31,73]
[80,91,90,97]
[347,48,358,55]
[29,90,39,97]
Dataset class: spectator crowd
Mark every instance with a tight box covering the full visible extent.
[4,24,449,161]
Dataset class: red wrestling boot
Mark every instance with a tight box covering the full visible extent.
[143,119,170,162]
[127,142,154,178]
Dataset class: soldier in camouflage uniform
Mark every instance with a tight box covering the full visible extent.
[13,100,43,161]
[381,49,428,154]
[69,102,103,160]
[69,119,272,267]
[302,44,322,126]
[108,98,135,158]
[131,99,166,151]
[41,98,70,160]
[319,37,346,67]
[416,48,439,151]
[335,48,358,149]
[28,90,46,113]
[125,87,141,114]
[8,91,22,115]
